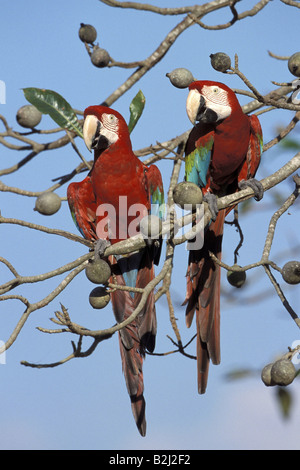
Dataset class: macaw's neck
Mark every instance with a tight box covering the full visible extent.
[93,133,133,163]
[214,109,250,156]
[215,107,249,135]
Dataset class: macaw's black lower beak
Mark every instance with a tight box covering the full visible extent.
[92,133,109,150]
[196,95,218,124]
[196,95,206,121]
[91,121,109,150]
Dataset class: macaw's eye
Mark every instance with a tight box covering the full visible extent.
[212,87,219,93]
[108,114,116,122]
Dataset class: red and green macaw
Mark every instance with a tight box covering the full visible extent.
[67,105,164,436]
[183,80,263,394]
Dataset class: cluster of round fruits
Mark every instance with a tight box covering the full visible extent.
[78,23,110,68]
[85,257,111,309]
[166,51,300,90]
[261,358,297,387]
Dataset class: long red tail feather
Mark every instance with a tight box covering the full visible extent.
[109,249,156,436]
[184,210,225,394]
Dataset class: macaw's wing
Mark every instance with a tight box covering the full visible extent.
[238,114,263,182]
[67,175,97,241]
[143,163,164,265]
[145,164,165,219]
[185,130,214,188]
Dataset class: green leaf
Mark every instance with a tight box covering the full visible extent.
[23,88,83,138]
[128,90,145,134]
[279,138,300,151]
[224,368,255,381]
[239,199,254,214]
[276,387,293,419]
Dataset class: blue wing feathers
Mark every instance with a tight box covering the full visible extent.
[185,137,214,188]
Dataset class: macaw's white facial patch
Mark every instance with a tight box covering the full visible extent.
[201,85,230,106]
[201,85,232,120]
[102,113,119,133]
[100,113,119,145]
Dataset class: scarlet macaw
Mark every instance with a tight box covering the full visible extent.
[67,105,164,436]
[183,81,263,394]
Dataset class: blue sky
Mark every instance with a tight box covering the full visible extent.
[0,0,300,450]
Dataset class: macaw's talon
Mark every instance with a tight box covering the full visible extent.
[94,239,111,258]
[203,193,219,221]
[238,178,264,201]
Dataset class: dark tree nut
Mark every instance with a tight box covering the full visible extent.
[166,68,194,89]
[91,46,110,68]
[173,182,203,209]
[282,261,300,284]
[261,363,275,387]
[210,53,231,72]
[227,265,246,288]
[34,192,61,215]
[78,23,97,44]
[85,258,111,284]
[16,105,42,128]
[288,52,300,78]
[89,286,110,309]
[270,359,296,386]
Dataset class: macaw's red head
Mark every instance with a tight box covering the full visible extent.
[186,80,243,125]
[83,105,131,153]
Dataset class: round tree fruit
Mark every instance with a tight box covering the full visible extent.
[282,261,300,284]
[85,258,111,284]
[139,215,163,239]
[91,46,110,68]
[89,286,110,309]
[288,52,300,77]
[166,68,194,89]
[78,23,97,44]
[227,265,246,288]
[210,53,231,73]
[270,359,296,386]
[173,182,203,209]
[16,105,42,129]
[261,363,275,387]
[34,192,61,215]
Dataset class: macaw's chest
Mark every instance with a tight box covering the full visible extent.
[209,118,251,193]
[91,157,149,243]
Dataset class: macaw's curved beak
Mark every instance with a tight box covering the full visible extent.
[83,114,109,152]
[186,89,206,125]
[83,114,99,152]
